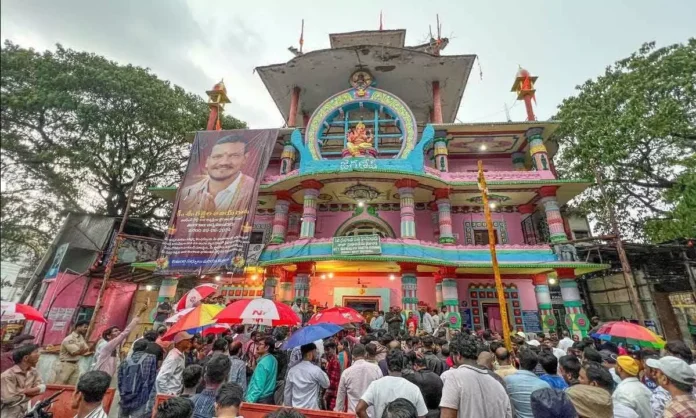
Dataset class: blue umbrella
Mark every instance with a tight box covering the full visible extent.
[282,323,343,350]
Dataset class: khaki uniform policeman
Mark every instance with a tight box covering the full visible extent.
[51,320,89,385]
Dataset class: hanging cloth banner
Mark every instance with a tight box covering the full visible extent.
[157,129,278,275]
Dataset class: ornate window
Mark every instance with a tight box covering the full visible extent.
[342,221,393,238]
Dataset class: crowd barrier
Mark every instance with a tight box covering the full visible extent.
[152,394,356,417]
[31,384,115,418]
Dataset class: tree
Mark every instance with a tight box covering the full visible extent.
[0,41,246,261]
[553,39,696,242]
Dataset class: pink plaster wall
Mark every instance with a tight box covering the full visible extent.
[457,278,537,311]
[316,212,353,238]
[449,158,514,173]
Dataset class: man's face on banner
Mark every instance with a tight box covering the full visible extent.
[205,141,247,182]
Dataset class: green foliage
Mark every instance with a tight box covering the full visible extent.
[0,41,246,261]
[554,39,696,242]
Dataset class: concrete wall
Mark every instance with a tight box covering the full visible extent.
[586,271,659,331]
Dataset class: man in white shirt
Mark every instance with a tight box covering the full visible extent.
[421,307,434,334]
[430,309,441,329]
[439,333,512,418]
[155,332,193,396]
[283,343,329,410]
[356,349,428,418]
[557,330,574,353]
[613,356,652,418]
[335,344,383,414]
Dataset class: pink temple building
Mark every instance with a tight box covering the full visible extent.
[151,28,606,336]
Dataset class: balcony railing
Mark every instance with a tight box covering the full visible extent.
[424,166,550,182]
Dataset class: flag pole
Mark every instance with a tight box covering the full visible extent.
[478,160,512,351]
[299,19,304,54]
[86,175,140,339]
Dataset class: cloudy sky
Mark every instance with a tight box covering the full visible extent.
[2,0,693,128]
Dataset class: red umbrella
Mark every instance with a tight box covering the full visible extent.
[307,306,365,325]
[176,284,218,311]
[202,324,231,336]
[214,299,300,327]
[1,301,47,323]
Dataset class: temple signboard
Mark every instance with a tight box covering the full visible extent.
[332,235,382,256]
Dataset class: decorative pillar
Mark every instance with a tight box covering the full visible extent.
[286,205,302,242]
[512,152,526,171]
[263,269,279,300]
[294,263,313,310]
[557,268,589,338]
[270,191,292,244]
[205,80,230,131]
[539,186,568,243]
[433,134,449,172]
[400,263,418,315]
[429,203,440,242]
[302,112,310,129]
[299,180,322,238]
[279,272,295,305]
[287,86,301,127]
[434,273,444,309]
[526,127,552,173]
[395,179,418,239]
[432,81,443,124]
[440,267,461,328]
[280,140,296,175]
[434,188,455,245]
[533,274,557,333]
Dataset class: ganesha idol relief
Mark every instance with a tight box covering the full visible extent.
[343,121,377,158]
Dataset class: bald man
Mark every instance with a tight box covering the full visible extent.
[495,347,518,378]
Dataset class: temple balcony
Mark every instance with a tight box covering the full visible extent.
[259,238,607,277]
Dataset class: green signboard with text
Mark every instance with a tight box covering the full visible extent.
[332,235,382,256]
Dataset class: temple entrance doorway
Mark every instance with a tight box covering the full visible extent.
[483,303,503,333]
[343,296,380,313]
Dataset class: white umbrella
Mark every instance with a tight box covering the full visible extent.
[164,307,194,324]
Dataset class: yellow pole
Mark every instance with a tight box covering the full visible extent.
[478,160,512,351]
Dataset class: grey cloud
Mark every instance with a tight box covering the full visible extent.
[1,0,259,98]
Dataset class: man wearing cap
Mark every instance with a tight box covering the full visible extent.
[599,350,622,386]
[646,356,696,418]
[613,355,652,418]
[155,332,193,395]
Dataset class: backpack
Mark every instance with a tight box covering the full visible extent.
[118,354,147,403]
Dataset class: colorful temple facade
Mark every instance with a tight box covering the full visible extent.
[151,28,606,336]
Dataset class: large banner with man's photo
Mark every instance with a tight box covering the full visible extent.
[157,129,278,274]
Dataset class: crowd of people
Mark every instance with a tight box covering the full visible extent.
[2,305,696,418]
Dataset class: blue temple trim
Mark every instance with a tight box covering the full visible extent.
[259,239,558,264]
